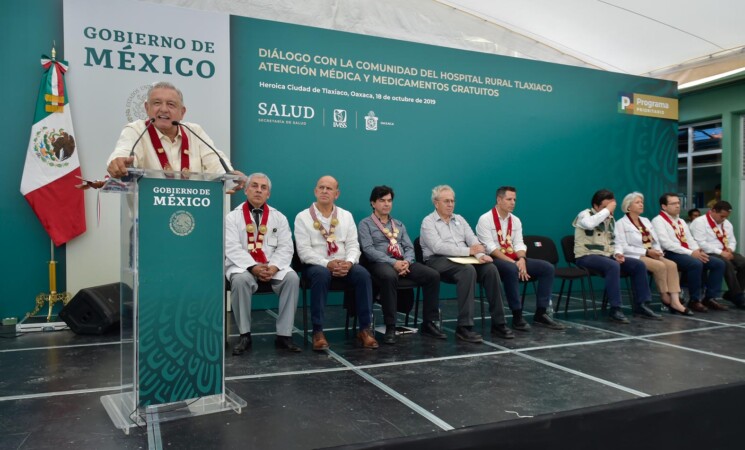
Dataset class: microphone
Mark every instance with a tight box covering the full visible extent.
[129,118,155,158]
[172,120,230,173]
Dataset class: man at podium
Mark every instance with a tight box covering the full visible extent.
[106,81,242,189]
[225,173,301,354]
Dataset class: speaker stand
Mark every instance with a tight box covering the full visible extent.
[16,315,68,332]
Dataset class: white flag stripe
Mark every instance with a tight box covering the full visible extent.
[20,107,80,195]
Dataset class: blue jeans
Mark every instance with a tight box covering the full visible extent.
[305,264,373,332]
[493,258,554,310]
[663,251,725,301]
[576,255,650,307]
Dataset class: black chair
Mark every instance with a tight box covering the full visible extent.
[413,237,486,329]
[560,235,635,317]
[359,253,422,327]
[523,235,596,318]
[294,242,366,341]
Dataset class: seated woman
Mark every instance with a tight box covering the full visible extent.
[616,192,692,316]
[573,189,660,323]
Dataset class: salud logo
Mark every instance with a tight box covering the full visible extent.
[364,111,378,131]
[169,210,195,236]
[333,109,347,128]
[32,127,75,168]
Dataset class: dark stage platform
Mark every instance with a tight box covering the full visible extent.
[2,293,744,450]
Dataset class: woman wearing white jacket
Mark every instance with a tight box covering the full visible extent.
[616,192,692,315]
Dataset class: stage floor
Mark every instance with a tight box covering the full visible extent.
[2,293,745,449]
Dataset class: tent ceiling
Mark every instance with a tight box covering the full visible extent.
[154,0,745,85]
[442,0,745,82]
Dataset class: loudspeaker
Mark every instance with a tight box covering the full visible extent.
[60,283,121,335]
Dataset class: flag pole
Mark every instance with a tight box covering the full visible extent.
[20,42,82,327]
[25,239,71,322]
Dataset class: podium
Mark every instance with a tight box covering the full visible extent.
[100,169,245,434]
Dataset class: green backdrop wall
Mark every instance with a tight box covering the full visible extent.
[1,1,676,319]
[1,0,68,321]
[229,17,677,308]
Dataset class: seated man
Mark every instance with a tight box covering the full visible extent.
[225,173,300,355]
[359,185,445,344]
[573,189,660,323]
[294,176,379,351]
[690,201,745,309]
[476,186,566,331]
[420,185,514,342]
[651,193,726,313]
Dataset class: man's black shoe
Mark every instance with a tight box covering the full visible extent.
[421,321,447,339]
[455,326,483,343]
[490,323,515,339]
[274,335,301,352]
[633,303,662,320]
[511,315,531,331]
[608,307,630,324]
[383,325,397,345]
[232,335,252,355]
[533,313,567,330]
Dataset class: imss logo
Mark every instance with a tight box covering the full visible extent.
[333,109,347,128]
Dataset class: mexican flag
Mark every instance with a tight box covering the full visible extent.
[20,55,86,246]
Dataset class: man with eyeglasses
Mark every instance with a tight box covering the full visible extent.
[652,193,726,313]
[419,185,513,343]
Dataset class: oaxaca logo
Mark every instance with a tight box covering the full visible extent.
[364,111,378,131]
[33,127,76,168]
[333,109,347,128]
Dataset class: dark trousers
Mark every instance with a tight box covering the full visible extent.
[493,258,554,310]
[710,252,745,303]
[425,256,506,327]
[664,251,725,301]
[367,262,440,325]
[576,255,651,307]
[305,264,373,332]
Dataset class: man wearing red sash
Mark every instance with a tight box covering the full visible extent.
[225,173,301,355]
[690,201,745,309]
[294,176,379,351]
[420,185,513,343]
[358,185,445,344]
[651,193,726,313]
[476,186,566,331]
[107,81,243,192]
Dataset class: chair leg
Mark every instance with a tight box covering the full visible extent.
[303,288,308,343]
[412,287,421,327]
[585,278,597,319]
[565,280,573,315]
[479,284,485,328]
[556,279,567,313]
[521,281,528,308]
